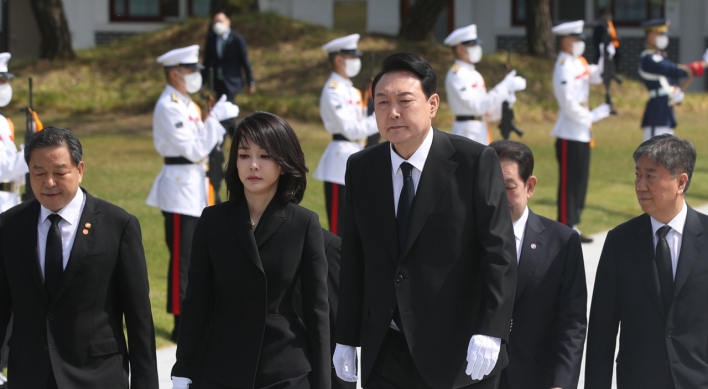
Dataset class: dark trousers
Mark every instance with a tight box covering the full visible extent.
[163,212,199,316]
[46,366,58,389]
[555,138,590,227]
[366,329,500,389]
[324,182,345,237]
[202,373,309,389]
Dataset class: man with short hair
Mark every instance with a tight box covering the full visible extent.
[490,140,586,389]
[0,127,158,389]
[334,52,517,389]
[586,134,708,388]
[147,45,239,341]
[444,24,526,145]
[314,34,378,236]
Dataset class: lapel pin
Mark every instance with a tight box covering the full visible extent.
[82,229,89,235]
[85,222,91,229]
[531,243,537,249]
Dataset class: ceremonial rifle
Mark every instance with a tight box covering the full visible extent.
[364,52,380,148]
[498,48,523,140]
[601,20,622,115]
[20,77,44,201]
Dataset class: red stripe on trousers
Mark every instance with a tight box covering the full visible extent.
[560,140,568,226]
[172,213,181,315]
[330,183,339,235]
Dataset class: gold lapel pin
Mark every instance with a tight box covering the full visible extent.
[85,222,91,229]
[82,229,89,235]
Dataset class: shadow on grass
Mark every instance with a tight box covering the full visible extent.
[155,327,174,345]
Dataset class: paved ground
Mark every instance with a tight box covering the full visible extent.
[157,204,708,388]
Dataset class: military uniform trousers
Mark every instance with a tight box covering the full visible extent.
[324,182,345,237]
[555,138,590,228]
[163,211,199,317]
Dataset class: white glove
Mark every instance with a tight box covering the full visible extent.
[502,70,527,93]
[606,44,616,59]
[171,376,192,389]
[702,48,708,63]
[591,103,611,123]
[210,94,240,122]
[466,335,501,380]
[333,344,358,382]
[673,88,685,104]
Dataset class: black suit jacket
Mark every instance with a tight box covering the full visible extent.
[202,30,254,96]
[501,210,586,389]
[336,129,517,389]
[172,199,330,389]
[586,207,708,389]
[0,189,158,389]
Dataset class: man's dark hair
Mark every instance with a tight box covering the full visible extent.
[490,140,535,183]
[24,127,83,166]
[225,111,308,204]
[633,133,696,193]
[372,52,437,99]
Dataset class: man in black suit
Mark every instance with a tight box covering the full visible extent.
[490,140,587,389]
[0,127,158,389]
[586,134,708,389]
[202,11,255,104]
[334,52,517,389]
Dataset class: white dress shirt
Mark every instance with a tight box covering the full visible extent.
[512,206,529,263]
[390,127,434,214]
[37,189,86,275]
[650,201,687,280]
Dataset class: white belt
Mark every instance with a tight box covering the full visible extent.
[649,89,670,98]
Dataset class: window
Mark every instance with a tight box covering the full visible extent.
[595,0,664,26]
[111,0,161,21]
[189,0,210,17]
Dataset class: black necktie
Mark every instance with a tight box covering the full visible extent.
[45,214,64,299]
[397,162,415,253]
[655,225,674,312]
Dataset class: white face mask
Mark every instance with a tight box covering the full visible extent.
[213,22,229,36]
[345,58,362,78]
[467,45,483,64]
[0,83,12,107]
[572,41,586,58]
[183,72,203,94]
[655,35,669,50]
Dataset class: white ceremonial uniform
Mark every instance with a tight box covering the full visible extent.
[0,116,27,212]
[551,52,603,142]
[446,59,510,145]
[313,72,377,186]
[146,85,225,217]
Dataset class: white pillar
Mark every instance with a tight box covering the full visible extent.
[366,0,399,36]
[454,0,473,29]
[677,0,704,91]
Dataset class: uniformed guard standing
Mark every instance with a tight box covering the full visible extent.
[443,24,526,145]
[0,53,27,214]
[638,19,708,141]
[314,34,378,236]
[147,45,239,341]
[551,21,611,243]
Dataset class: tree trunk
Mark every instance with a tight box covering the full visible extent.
[399,0,449,41]
[526,0,555,58]
[29,0,75,60]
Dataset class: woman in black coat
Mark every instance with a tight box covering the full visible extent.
[171,112,330,389]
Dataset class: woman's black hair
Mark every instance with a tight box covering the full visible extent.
[224,111,308,204]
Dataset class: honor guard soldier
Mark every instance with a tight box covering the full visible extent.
[444,24,526,145]
[314,34,378,236]
[0,53,26,213]
[147,45,239,341]
[638,19,708,141]
[551,21,611,243]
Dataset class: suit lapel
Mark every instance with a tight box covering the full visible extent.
[52,190,98,303]
[255,200,286,248]
[514,211,546,303]
[370,144,399,263]
[400,130,458,261]
[673,207,705,299]
[21,201,50,305]
[231,200,264,273]
[632,214,665,317]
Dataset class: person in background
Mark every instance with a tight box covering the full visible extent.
[0,52,28,214]
[313,34,378,236]
[171,112,330,389]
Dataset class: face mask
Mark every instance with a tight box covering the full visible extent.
[655,35,669,50]
[213,22,229,36]
[0,83,12,107]
[183,72,202,94]
[572,41,586,58]
[345,58,362,78]
[467,45,483,63]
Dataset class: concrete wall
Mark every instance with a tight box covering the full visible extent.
[8,0,41,59]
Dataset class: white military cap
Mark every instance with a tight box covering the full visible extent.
[552,20,585,37]
[322,34,362,56]
[0,53,12,79]
[156,45,203,68]
[444,24,481,46]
